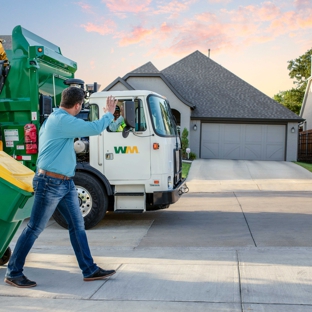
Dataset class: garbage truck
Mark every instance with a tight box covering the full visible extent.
[0,25,188,229]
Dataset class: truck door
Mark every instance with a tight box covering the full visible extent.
[103,99,151,181]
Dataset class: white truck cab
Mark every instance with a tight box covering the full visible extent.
[53,90,188,229]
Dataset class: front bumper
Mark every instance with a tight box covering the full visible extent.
[151,179,188,206]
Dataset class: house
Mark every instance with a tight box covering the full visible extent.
[104,50,303,161]
[300,75,312,130]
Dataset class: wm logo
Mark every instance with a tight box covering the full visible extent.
[114,146,139,154]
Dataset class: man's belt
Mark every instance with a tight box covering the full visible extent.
[38,169,71,180]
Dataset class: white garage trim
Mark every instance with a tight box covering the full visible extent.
[201,123,286,161]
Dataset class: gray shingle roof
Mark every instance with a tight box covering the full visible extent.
[161,50,302,121]
[130,62,160,74]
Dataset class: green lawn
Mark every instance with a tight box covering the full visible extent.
[294,162,312,172]
[182,162,192,178]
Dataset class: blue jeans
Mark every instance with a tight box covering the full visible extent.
[5,172,98,278]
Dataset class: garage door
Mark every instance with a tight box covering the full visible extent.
[201,124,286,160]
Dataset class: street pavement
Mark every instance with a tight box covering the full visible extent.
[1,159,312,311]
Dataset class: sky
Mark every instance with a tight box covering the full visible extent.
[1,0,312,97]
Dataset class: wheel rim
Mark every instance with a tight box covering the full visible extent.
[76,185,92,217]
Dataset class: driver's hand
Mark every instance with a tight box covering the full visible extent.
[103,96,117,114]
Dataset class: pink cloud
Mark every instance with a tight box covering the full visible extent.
[220,2,312,40]
[118,26,156,46]
[75,1,95,14]
[80,0,312,61]
[294,0,310,9]
[160,22,173,33]
[223,2,281,23]
[157,22,181,42]
[155,0,196,18]
[195,12,218,23]
[102,0,151,13]
[267,8,312,36]
[253,2,281,21]
[298,17,312,28]
[153,1,312,58]
[80,20,116,35]
[208,0,231,3]
[154,20,232,56]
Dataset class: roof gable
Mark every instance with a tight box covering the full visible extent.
[103,77,134,91]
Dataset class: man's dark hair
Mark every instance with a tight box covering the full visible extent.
[60,87,85,108]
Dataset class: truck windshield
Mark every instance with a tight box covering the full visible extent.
[147,95,176,136]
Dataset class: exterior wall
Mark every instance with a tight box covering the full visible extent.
[189,120,201,158]
[286,122,299,161]
[300,79,312,130]
[107,82,130,91]
[125,76,191,140]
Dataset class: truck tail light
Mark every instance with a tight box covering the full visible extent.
[24,123,38,154]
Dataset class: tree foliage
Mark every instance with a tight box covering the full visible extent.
[273,48,312,115]
[287,48,312,91]
[273,88,304,115]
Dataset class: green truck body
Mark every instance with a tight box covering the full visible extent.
[0,25,77,170]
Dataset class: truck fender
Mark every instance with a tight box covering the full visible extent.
[75,163,113,196]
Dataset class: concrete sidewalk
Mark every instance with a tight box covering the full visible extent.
[1,244,312,311]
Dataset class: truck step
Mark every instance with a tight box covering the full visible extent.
[114,209,144,213]
[115,192,144,196]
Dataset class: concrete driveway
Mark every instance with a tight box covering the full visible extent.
[186,159,312,192]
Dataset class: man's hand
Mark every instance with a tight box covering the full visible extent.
[103,96,117,114]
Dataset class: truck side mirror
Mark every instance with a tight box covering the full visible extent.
[123,101,135,128]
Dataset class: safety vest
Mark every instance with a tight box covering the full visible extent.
[117,120,126,132]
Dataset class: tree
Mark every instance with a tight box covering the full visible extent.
[287,48,312,91]
[273,48,312,115]
[273,88,303,115]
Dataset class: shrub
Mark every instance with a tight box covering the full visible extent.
[181,128,189,159]
[189,152,196,160]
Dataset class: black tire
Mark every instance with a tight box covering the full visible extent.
[0,247,11,266]
[53,172,108,230]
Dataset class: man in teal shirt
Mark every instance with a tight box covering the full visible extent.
[5,87,117,288]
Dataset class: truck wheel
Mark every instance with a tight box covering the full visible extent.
[53,172,108,230]
[0,247,11,265]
